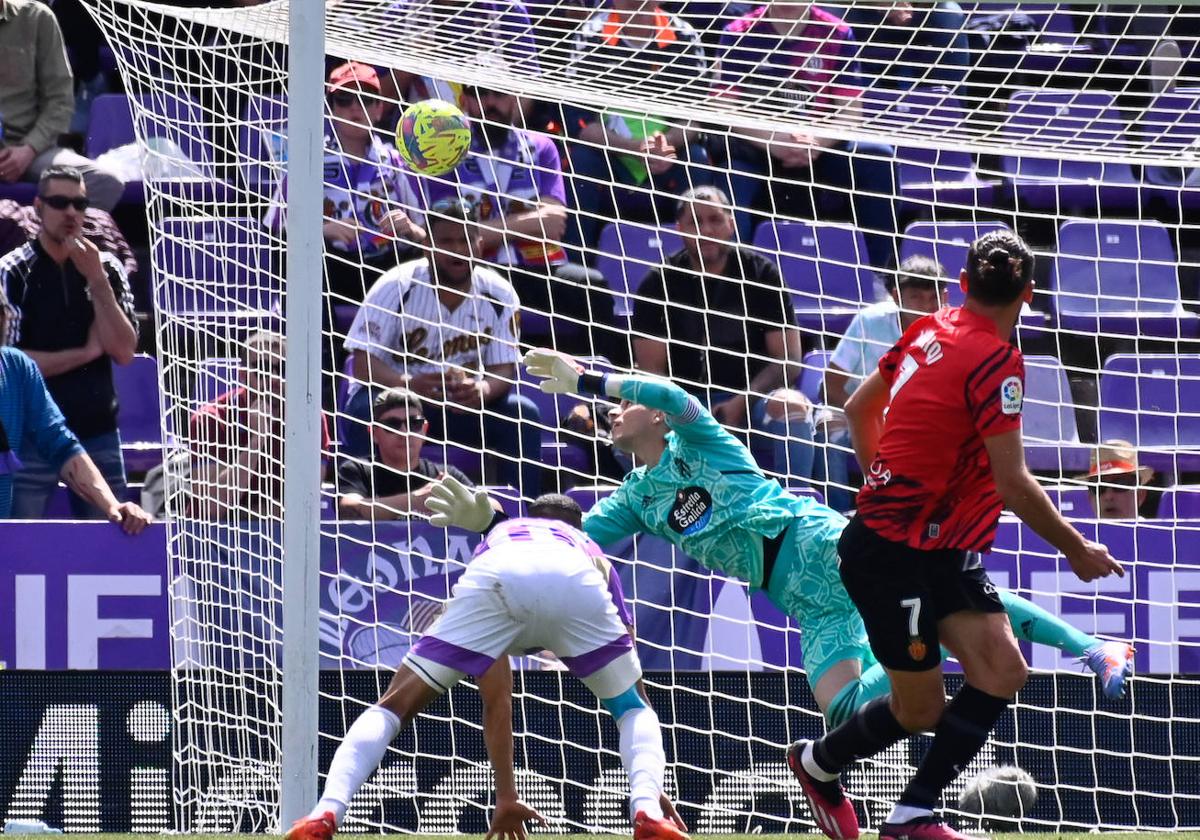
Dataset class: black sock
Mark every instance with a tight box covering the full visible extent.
[812,696,910,776]
[899,684,1011,810]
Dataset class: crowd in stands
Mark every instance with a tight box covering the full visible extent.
[0,0,1197,524]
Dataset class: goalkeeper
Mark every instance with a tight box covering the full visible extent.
[429,349,1134,729]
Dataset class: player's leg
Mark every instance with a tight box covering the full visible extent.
[791,518,949,840]
[543,562,683,838]
[577,654,681,839]
[293,663,446,837]
[880,609,1025,838]
[764,522,878,726]
[287,563,519,838]
[998,588,1134,698]
[868,555,1023,839]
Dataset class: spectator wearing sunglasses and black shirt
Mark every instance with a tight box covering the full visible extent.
[337,386,473,520]
[0,165,138,519]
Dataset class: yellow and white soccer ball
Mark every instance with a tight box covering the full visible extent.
[395,98,472,176]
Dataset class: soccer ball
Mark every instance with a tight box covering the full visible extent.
[957,765,1038,831]
[395,99,472,176]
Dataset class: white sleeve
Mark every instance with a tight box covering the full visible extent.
[482,289,521,368]
[828,311,866,376]
[344,271,403,356]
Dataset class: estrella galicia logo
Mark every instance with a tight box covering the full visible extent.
[669,486,713,536]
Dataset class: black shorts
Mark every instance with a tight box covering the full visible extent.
[837,515,1005,672]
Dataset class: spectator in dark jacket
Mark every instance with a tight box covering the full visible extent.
[0,166,138,519]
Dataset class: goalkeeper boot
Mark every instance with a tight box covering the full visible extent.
[787,740,859,839]
[1083,641,1135,700]
[878,816,971,840]
[633,811,688,840]
[283,811,336,840]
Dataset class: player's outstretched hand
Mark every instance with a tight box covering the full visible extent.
[1066,539,1124,582]
[522,348,582,394]
[427,475,495,532]
[485,796,547,840]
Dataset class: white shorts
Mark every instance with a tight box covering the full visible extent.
[403,543,640,696]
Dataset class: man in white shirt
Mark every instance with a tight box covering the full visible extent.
[342,197,543,498]
[816,255,943,511]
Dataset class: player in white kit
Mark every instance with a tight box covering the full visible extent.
[284,494,686,840]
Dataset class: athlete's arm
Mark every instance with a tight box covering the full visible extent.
[477,658,547,840]
[984,430,1123,582]
[478,657,516,799]
[582,486,643,546]
[843,369,889,471]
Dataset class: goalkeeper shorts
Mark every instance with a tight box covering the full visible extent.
[765,523,874,689]
[404,542,640,696]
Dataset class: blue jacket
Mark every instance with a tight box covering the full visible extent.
[0,347,84,517]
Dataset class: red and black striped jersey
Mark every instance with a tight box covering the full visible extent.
[855,307,1025,551]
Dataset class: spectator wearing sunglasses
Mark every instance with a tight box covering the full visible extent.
[263,61,425,306]
[337,386,474,520]
[1082,440,1155,520]
[0,165,139,519]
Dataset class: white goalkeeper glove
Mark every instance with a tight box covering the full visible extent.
[426,475,495,533]
[522,348,583,394]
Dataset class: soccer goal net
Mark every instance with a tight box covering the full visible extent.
[81,0,1200,832]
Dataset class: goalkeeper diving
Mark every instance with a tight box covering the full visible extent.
[430,348,1135,732]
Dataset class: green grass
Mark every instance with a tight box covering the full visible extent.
[86,834,1200,840]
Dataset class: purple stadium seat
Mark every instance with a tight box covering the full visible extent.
[566,484,617,512]
[786,485,826,505]
[860,88,1000,207]
[1099,354,1200,473]
[595,222,682,317]
[1052,221,1199,338]
[238,95,289,188]
[1157,485,1200,518]
[1001,92,1138,210]
[86,93,212,165]
[1042,485,1094,518]
[1140,91,1200,210]
[86,93,225,205]
[752,221,881,335]
[798,350,831,404]
[113,354,164,472]
[901,221,1010,307]
[1022,355,1088,472]
[483,485,523,519]
[0,183,37,204]
[153,217,280,317]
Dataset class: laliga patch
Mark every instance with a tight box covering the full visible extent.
[669,486,713,536]
[1000,375,1023,415]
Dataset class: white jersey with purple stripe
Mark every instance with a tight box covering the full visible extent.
[403,517,637,692]
[474,517,633,627]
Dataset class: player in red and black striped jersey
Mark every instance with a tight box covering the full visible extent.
[789,231,1124,840]
[855,301,1026,551]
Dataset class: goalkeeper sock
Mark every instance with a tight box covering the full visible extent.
[314,705,402,824]
[898,684,1010,810]
[616,705,666,821]
[1000,589,1096,657]
[824,663,893,727]
[809,696,909,777]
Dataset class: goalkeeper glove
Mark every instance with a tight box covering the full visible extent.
[522,348,583,394]
[426,475,495,532]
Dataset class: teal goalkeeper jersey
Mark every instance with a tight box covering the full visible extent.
[581,376,845,590]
